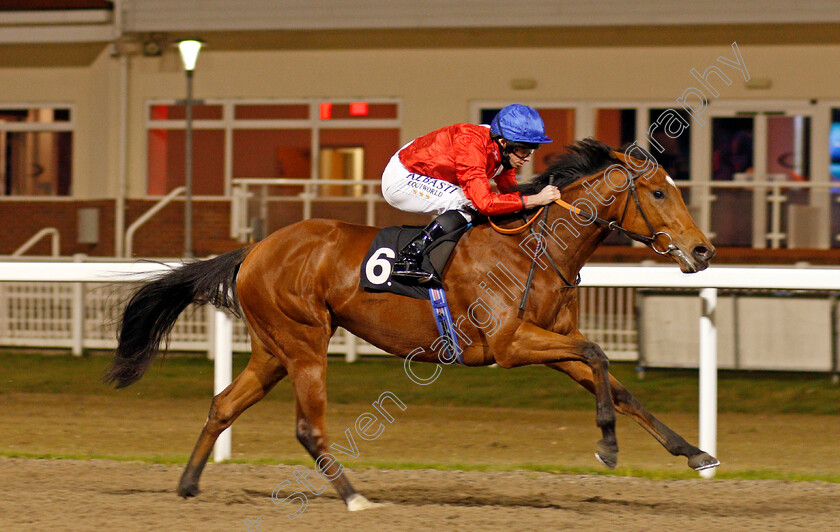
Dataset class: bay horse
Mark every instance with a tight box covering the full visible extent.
[106,138,719,510]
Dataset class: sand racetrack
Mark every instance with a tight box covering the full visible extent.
[2,372,839,532]
[2,457,839,531]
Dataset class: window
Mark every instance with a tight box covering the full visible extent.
[827,108,840,247]
[829,109,840,185]
[147,104,224,195]
[649,108,691,181]
[0,107,73,196]
[146,99,400,197]
[594,108,636,150]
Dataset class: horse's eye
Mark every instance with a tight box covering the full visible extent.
[653,190,665,199]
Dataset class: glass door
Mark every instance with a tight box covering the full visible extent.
[710,115,755,246]
[704,108,812,248]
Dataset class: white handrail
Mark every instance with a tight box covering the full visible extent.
[12,227,60,257]
[230,178,386,242]
[124,186,186,258]
[231,177,381,186]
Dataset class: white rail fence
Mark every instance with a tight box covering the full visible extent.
[0,280,381,360]
[4,262,840,473]
[0,262,637,361]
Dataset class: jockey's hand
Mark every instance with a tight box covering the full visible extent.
[524,185,561,208]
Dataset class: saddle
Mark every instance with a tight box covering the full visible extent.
[359,225,469,300]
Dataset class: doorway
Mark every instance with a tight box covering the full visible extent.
[698,107,815,248]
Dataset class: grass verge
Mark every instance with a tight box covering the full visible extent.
[2,351,838,415]
[3,450,838,483]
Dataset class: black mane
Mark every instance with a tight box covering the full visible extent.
[515,138,618,195]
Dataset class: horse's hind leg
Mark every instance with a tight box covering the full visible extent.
[547,361,719,471]
[177,340,287,498]
[289,358,377,511]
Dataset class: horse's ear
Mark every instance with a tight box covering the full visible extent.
[615,144,659,179]
[612,151,629,167]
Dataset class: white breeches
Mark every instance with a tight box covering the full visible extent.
[381,150,474,217]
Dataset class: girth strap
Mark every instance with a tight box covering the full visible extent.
[428,287,464,365]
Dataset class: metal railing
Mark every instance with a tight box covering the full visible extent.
[124,186,186,257]
[12,228,60,257]
[230,178,384,241]
[231,177,840,249]
[0,256,637,360]
[677,179,840,249]
[11,177,840,359]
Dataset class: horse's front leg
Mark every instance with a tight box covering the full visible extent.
[547,360,720,471]
[496,322,619,469]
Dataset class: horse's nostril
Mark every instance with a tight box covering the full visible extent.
[693,245,712,261]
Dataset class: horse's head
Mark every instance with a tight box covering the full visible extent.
[523,138,714,274]
[612,148,715,273]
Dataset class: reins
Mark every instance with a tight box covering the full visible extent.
[488,206,546,234]
[490,172,676,253]
[517,175,556,310]
[489,169,679,311]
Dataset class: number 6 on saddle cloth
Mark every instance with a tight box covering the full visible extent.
[359,224,469,364]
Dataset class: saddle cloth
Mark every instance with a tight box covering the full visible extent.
[359,225,469,300]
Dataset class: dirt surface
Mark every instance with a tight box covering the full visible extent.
[2,391,839,531]
[3,392,839,477]
[2,458,839,531]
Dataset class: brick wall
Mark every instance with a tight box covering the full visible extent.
[125,200,240,258]
[0,198,430,258]
[4,198,839,262]
[0,200,116,256]
[0,199,241,258]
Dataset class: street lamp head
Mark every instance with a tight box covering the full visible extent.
[177,39,204,71]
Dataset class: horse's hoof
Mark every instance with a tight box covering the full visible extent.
[595,441,618,469]
[346,493,381,512]
[177,484,200,499]
[688,452,720,471]
[595,452,618,470]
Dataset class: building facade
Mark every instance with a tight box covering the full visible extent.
[2,1,840,259]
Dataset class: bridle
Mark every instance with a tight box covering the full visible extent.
[493,168,679,309]
[562,170,677,256]
[490,169,677,255]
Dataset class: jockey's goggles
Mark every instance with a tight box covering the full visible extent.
[509,147,534,160]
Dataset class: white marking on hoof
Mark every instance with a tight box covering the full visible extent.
[594,452,616,470]
[346,494,380,512]
[693,459,721,471]
[595,452,606,467]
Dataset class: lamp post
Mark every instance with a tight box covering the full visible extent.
[177,39,203,259]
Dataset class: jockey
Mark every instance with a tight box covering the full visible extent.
[381,103,562,284]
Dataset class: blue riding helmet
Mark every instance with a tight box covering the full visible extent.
[490,104,553,144]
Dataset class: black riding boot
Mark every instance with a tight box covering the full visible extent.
[391,210,470,284]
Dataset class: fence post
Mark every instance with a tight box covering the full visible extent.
[0,280,6,343]
[213,308,233,462]
[366,182,377,227]
[206,305,215,360]
[345,329,358,363]
[71,254,87,357]
[699,287,718,479]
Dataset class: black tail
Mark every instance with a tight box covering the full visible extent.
[104,247,250,389]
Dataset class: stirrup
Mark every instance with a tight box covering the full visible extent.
[391,258,438,284]
[392,270,437,284]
